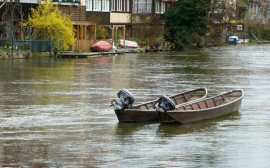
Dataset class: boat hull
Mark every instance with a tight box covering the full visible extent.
[120,39,138,48]
[124,110,158,122]
[165,89,243,123]
[91,41,112,52]
[115,109,135,122]
[115,88,207,122]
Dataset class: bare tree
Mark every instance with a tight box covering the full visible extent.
[0,2,22,39]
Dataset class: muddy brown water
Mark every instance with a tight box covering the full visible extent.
[1,44,270,167]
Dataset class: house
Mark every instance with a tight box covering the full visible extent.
[248,0,270,24]
[85,0,172,47]
[85,0,131,46]
[51,0,95,51]
[208,0,248,45]
[0,0,172,51]
[0,0,94,51]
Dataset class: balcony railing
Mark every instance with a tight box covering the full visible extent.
[0,0,20,2]
[19,0,39,3]
[52,0,80,5]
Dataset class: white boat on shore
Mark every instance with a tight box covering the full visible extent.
[119,39,138,48]
[109,39,138,48]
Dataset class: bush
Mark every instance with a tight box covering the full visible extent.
[96,26,107,39]
[21,43,30,50]
[155,35,164,45]
[262,28,270,41]
[140,41,149,46]
[4,39,10,48]
[130,37,140,44]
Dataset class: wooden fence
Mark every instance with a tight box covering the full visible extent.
[73,39,95,52]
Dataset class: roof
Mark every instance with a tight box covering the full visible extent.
[237,0,248,8]
[260,0,270,6]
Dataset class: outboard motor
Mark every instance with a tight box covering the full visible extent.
[111,89,135,110]
[155,95,175,113]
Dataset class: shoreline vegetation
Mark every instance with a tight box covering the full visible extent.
[0,41,175,59]
[1,39,267,60]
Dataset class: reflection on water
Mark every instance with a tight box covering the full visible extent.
[1,44,270,167]
[114,122,149,135]
[156,112,241,137]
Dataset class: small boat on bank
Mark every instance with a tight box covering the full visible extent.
[158,89,244,123]
[228,36,239,44]
[91,41,112,52]
[119,39,138,48]
[109,39,139,48]
[110,88,207,122]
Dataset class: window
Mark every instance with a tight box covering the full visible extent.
[133,0,138,13]
[86,0,92,11]
[160,1,165,13]
[237,25,242,31]
[133,0,151,14]
[111,0,115,11]
[155,0,165,13]
[155,0,160,13]
[117,0,122,11]
[93,0,101,11]
[126,0,129,11]
[86,0,109,11]
[111,0,130,12]
[102,0,109,11]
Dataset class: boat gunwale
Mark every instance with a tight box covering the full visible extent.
[132,88,208,109]
[167,89,244,113]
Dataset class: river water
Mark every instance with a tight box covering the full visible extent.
[0,44,270,167]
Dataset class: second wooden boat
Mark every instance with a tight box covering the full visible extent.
[159,89,244,123]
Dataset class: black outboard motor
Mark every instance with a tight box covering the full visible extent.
[111,89,135,110]
[155,95,175,113]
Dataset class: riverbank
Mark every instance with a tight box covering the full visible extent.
[57,48,146,58]
[0,47,148,60]
[0,49,33,59]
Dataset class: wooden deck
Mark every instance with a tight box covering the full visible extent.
[145,49,163,52]
[57,50,126,58]
[57,48,146,58]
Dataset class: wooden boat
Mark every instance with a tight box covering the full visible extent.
[159,89,244,123]
[111,88,207,122]
[91,41,112,52]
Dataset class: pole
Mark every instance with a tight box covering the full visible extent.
[123,26,125,47]
[11,16,13,56]
[29,26,31,52]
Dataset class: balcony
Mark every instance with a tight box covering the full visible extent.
[52,0,80,6]
[20,0,39,3]
[0,0,39,2]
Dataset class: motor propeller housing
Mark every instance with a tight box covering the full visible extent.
[155,95,175,112]
[111,89,135,110]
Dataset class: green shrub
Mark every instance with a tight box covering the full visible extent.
[140,41,149,46]
[155,35,164,45]
[4,39,10,48]
[130,37,140,44]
